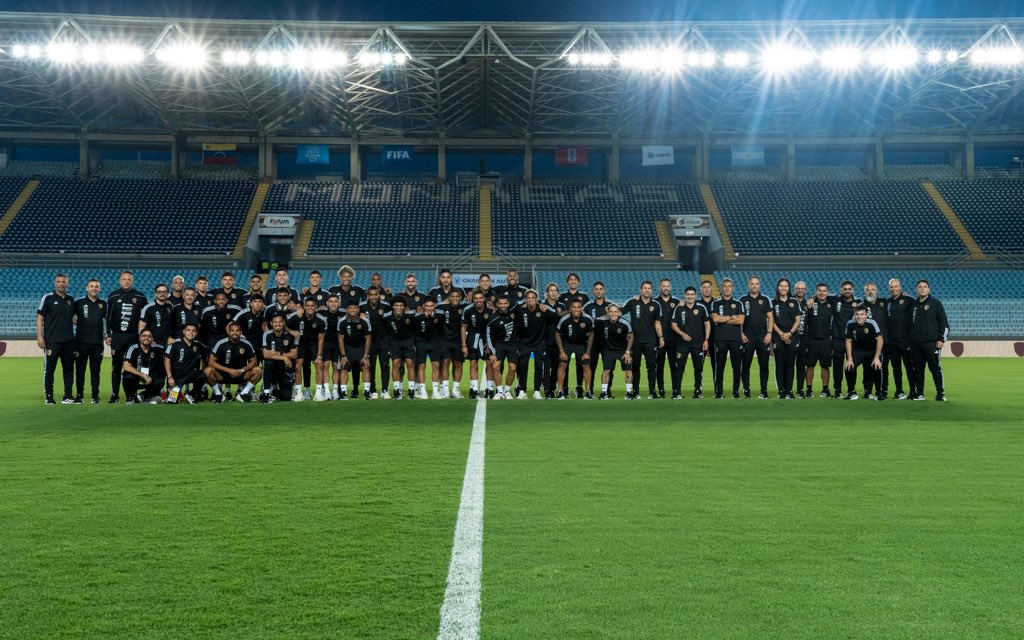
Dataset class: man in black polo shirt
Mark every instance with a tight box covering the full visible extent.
[194,275,212,309]
[885,278,916,400]
[260,314,298,403]
[558,273,590,397]
[555,299,594,400]
[206,322,261,403]
[361,287,392,398]
[74,278,106,404]
[671,286,711,399]
[319,294,345,400]
[829,280,861,399]
[771,278,803,400]
[302,270,330,312]
[844,306,884,401]
[415,299,445,399]
[234,295,267,356]
[792,281,809,398]
[486,295,521,400]
[476,274,499,309]
[385,298,418,399]
[210,272,245,308]
[106,270,148,404]
[438,288,467,399]
[862,282,889,399]
[740,275,775,399]
[396,273,428,314]
[495,269,529,308]
[121,328,165,404]
[622,281,665,400]
[583,281,613,396]
[700,279,717,393]
[172,287,204,344]
[368,272,394,303]
[264,288,296,328]
[803,283,835,397]
[596,304,633,400]
[461,289,493,399]
[910,280,949,402]
[710,278,745,399]
[330,265,366,309]
[202,292,243,348]
[139,284,175,347]
[262,268,300,306]
[244,274,265,304]
[542,284,566,399]
[428,268,460,306]
[169,275,186,305]
[286,298,326,402]
[165,323,209,404]
[515,289,559,399]
[338,300,373,400]
[654,278,680,399]
[37,273,76,404]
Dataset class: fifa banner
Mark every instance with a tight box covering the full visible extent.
[452,273,508,290]
[202,143,237,165]
[732,145,765,167]
[642,145,674,166]
[297,144,329,165]
[555,145,589,167]
[669,214,712,237]
[382,145,414,166]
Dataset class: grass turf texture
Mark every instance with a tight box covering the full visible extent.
[2,357,1022,638]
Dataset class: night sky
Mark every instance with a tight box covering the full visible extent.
[3,0,1022,22]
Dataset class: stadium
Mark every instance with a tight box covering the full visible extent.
[2,9,1023,639]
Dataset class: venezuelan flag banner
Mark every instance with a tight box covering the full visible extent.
[202,143,237,165]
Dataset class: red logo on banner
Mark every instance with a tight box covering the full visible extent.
[555,146,588,167]
[950,342,965,357]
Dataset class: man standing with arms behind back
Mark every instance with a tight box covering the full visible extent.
[910,280,949,402]
[106,270,148,404]
[38,273,77,404]
[885,278,916,399]
[74,278,106,404]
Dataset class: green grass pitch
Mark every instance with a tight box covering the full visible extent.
[1,357,1022,639]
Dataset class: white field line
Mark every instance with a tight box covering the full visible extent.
[437,399,487,640]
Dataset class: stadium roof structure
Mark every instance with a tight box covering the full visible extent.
[0,13,1023,141]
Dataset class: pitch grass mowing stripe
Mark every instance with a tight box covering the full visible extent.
[438,399,487,640]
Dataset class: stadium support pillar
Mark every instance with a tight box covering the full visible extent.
[350,143,361,183]
[695,137,709,181]
[609,143,620,183]
[964,137,975,180]
[171,135,185,179]
[952,149,963,174]
[785,140,796,182]
[874,141,885,180]
[437,140,447,183]
[523,141,533,184]
[78,137,90,181]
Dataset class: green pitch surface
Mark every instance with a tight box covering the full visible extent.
[2,358,1022,638]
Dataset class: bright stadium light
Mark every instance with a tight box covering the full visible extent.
[722,51,751,68]
[46,43,79,64]
[255,50,285,67]
[619,47,684,72]
[868,45,918,71]
[11,44,28,59]
[27,44,44,59]
[760,42,814,74]
[945,49,960,63]
[288,48,309,69]
[309,48,347,71]
[970,46,1024,66]
[155,44,208,70]
[104,43,144,66]
[926,49,943,64]
[221,49,251,66]
[820,46,863,71]
[81,44,102,64]
[687,51,715,68]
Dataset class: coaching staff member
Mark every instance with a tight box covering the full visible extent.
[37,273,76,404]
[106,270,148,403]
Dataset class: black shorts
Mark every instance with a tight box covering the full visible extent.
[171,369,207,388]
[391,338,416,361]
[491,345,519,364]
[343,347,366,370]
[416,340,442,364]
[297,343,319,361]
[441,339,465,363]
[805,338,831,368]
[465,334,487,360]
[561,343,589,363]
[219,373,248,385]
[322,344,341,365]
[601,350,630,370]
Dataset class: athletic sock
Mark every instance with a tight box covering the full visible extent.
[486,381,495,391]
[241,382,254,395]
[602,383,609,393]
[363,382,370,392]
[432,383,439,394]
[470,380,478,391]
[626,383,633,393]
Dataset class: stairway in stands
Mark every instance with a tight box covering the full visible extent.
[231,182,270,260]
[698,184,737,261]
[0,178,41,239]
[478,185,493,260]
[920,179,991,261]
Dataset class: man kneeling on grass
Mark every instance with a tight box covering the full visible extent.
[206,322,262,403]
[122,328,165,404]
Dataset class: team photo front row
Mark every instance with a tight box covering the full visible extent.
[35,267,951,405]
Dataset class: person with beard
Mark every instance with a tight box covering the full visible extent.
[105,271,148,404]
[828,280,861,399]
[621,281,666,400]
[244,274,265,304]
[396,273,428,314]
[654,278,681,399]
[461,289,494,398]
[861,283,889,399]
[495,269,529,308]
[583,281,614,397]
[792,281,810,398]
[121,328,165,404]
[139,284,175,347]
[428,268,461,306]
[172,287,203,343]
[514,289,559,399]
[486,295,521,400]
[739,275,774,399]
[885,278,916,399]
[670,286,711,399]
[803,283,835,397]
[262,268,300,306]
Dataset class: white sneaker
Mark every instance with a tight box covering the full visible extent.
[371,392,379,399]
[440,388,450,399]
[331,388,340,401]
[313,389,325,402]
[303,388,311,400]
[293,388,305,402]
[533,390,542,400]
[451,388,464,399]
[517,390,527,399]
[432,392,444,400]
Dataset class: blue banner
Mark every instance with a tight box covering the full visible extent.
[731,145,765,167]
[382,145,414,166]
[297,144,329,165]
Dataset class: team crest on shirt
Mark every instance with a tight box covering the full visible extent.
[693,309,700,315]
[66,298,72,306]
[788,302,795,308]
[648,305,654,312]
[730,303,737,309]
[616,327,623,334]
[99,303,104,310]
[192,346,197,352]
[924,305,929,310]
[240,348,246,355]
[284,339,290,346]
[863,327,869,334]
[46,349,52,356]
[484,314,490,320]
[759,299,765,305]
[670,302,677,308]
[132,298,138,304]
[900,299,905,305]
[535,312,541,318]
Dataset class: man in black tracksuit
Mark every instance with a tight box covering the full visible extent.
[710,278,745,399]
[621,281,665,400]
[670,287,711,399]
[740,276,774,399]
[106,271,148,403]
[861,282,889,399]
[829,280,861,399]
[515,290,559,398]
[74,278,107,403]
[37,273,76,404]
[771,279,803,400]
[910,280,950,402]
[885,278,916,399]
[654,279,680,399]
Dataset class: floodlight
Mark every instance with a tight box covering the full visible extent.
[288,48,309,69]
[11,44,28,59]
[104,43,144,66]
[869,45,918,70]
[970,46,1024,66]
[567,52,581,65]
[256,50,285,67]
[221,49,251,66]
[309,49,347,71]
[394,53,407,65]
[945,50,960,63]
[926,49,943,64]
[46,43,79,64]
[820,46,863,71]
[156,45,208,70]
[723,51,750,68]
[27,44,44,59]
[760,42,814,74]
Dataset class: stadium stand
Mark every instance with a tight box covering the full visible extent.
[0,161,79,178]
[260,182,477,255]
[794,166,868,182]
[933,180,1024,253]
[0,176,30,213]
[93,161,173,180]
[711,181,964,255]
[493,183,706,256]
[0,179,256,254]
[884,164,963,181]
